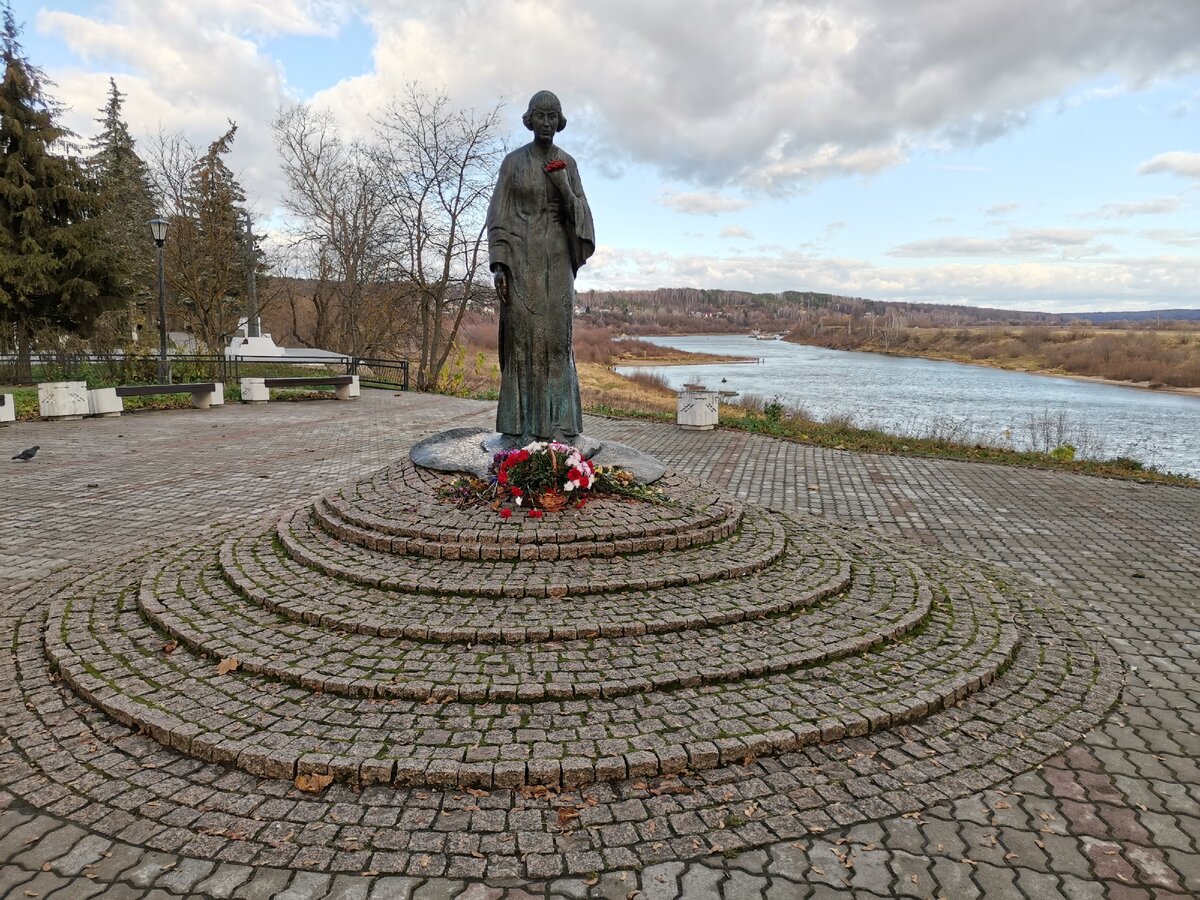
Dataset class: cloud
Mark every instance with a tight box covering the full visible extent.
[1084,197,1181,218]
[310,0,1200,194]
[719,226,754,240]
[1137,152,1200,180]
[1141,229,1200,248]
[34,1,349,210]
[985,202,1021,217]
[579,246,1200,311]
[890,228,1114,259]
[27,0,1200,240]
[657,191,752,216]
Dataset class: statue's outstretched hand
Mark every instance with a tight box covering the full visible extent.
[493,268,509,305]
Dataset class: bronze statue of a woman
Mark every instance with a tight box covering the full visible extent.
[486,90,595,444]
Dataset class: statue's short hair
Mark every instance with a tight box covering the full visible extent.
[522,90,567,132]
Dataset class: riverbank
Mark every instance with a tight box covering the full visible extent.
[787,341,1200,399]
[782,325,1200,395]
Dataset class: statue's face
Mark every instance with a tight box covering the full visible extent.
[529,105,560,141]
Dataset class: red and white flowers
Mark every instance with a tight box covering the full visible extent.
[492,440,595,515]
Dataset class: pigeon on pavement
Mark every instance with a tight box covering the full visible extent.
[11,445,39,461]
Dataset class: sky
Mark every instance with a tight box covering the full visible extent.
[14,0,1200,313]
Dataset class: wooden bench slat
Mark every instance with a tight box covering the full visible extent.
[261,376,353,388]
[115,383,217,398]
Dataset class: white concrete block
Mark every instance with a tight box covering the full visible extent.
[240,377,269,402]
[677,389,719,430]
[0,393,15,423]
[87,387,123,417]
[191,383,223,409]
[38,381,90,419]
[335,375,360,400]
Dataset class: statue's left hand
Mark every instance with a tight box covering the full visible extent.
[546,165,571,194]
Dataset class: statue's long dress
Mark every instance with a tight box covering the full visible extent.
[486,145,595,441]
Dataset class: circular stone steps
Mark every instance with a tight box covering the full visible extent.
[330,464,742,552]
[277,503,787,599]
[8,556,1119,881]
[45,508,1021,789]
[219,520,851,642]
[8,443,1128,883]
[136,523,930,701]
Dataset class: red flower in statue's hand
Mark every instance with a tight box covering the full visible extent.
[499,508,512,519]
[497,469,508,485]
[510,487,524,497]
[528,509,544,519]
[544,159,567,173]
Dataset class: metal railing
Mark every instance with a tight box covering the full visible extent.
[0,352,409,391]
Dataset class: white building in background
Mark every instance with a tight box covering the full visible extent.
[225,317,285,358]
[224,317,350,364]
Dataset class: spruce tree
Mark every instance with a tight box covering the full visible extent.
[162,123,258,351]
[88,78,157,339]
[0,4,121,378]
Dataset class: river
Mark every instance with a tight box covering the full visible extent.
[615,334,1200,478]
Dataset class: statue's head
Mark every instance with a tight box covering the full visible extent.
[522,90,567,133]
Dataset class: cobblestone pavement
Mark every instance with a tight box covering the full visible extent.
[2,392,1198,899]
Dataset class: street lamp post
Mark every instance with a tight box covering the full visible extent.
[148,217,169,383]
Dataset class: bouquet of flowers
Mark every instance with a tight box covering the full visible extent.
[494,441,595,512]
[436,440,665,518]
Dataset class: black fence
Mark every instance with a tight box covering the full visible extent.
[0,352,409,391]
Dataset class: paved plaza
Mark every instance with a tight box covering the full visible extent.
[1,391,1198,899]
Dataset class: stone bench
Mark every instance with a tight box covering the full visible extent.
[240,375,359,402]
[85,382,224,417]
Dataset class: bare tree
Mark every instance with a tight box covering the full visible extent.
[372,84,504,390]
[273,104,399,356]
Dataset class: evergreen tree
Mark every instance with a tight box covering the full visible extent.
[88,78,157,338]
[0,4,121,378]
[157,123,261,351]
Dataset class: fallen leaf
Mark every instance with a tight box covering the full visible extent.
[162,641,178,655]
[294,772,334,793]
[216,657,240,675]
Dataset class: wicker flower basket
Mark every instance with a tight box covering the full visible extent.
[535,490,570,512]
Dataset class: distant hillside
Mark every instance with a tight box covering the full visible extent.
[579,287,1066,333]
[575,287,1200,333]
[1070,309,1200,324]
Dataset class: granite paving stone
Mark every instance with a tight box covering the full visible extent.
[1,394,1196,898]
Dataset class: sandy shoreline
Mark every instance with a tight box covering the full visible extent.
[612,353,759,367]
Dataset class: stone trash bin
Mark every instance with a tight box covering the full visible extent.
[38,381,90,420]
[677,387,719,431]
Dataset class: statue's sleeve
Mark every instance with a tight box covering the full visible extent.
[567,157,595,274]
[487,155,518,274]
